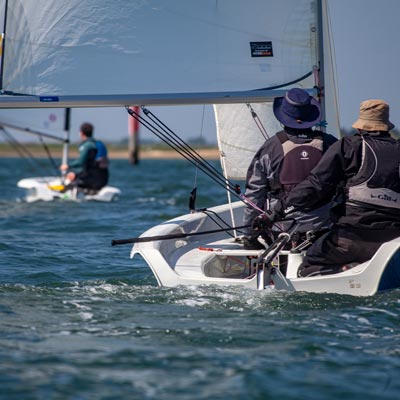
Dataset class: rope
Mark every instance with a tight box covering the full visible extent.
[200,209,249,238]
[246,103,270,140]
[126,107,242,199]
[111,224,251,246]
[0,127,54,174]
[38,135,61,174]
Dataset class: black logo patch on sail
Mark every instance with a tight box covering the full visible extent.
[250,42,273,57]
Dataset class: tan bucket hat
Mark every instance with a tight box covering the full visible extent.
[352,99,394,131]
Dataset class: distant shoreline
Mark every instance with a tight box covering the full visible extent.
[0,147,221,160]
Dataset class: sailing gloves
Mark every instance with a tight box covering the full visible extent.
[251,200,293,232]
[252,210,278,232]
[244,201,295,250]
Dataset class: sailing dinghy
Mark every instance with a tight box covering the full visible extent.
[128,201,400,296]
[0,112,121,203]
[17,176,121,203]
[1,0,399,294]
[123,1,400,297]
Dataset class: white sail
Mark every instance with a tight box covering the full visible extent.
[1,0,321,107]
[0,109,66,136]
[211,0,325,180]
[215,103,282,180]
[214,0,341,181]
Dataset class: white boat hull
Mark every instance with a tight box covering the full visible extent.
[131,202,400,296]
[17,176,121,202]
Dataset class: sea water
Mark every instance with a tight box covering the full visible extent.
[0,157,399,400]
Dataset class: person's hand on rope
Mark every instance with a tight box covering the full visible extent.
[252,211,277,232]
[251,200,292,232]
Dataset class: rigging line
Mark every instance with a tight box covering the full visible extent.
[201,209,234,234]
[0,128,51,173]
[38,135,60,174]
[141,106,223,181]
[239,193,267,216]
[201,209,248,237]
[246,103,270,140]
[144,112,240,195]
[134,107,204,167]
[194,104,207,187]
[143,113,240,196]
[126,108,226,187]
[0,129,35,167]
[111,224,251,246]
[126,107,266,215]
[142,107,231,189]
[202,209,236,230]
[127,107,240,196]
[0,121,67,143]
[126,107,205,170]
[140,113,238,196]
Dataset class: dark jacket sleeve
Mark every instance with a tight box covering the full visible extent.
[242,145,272,230]
[282,138,352,211]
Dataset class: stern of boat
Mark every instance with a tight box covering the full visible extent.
[272,236,400,296]
[131,201,267,289]
[84,186,121,202]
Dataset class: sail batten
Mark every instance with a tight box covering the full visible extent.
[2,0,320,106]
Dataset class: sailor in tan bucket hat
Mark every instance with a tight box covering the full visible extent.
[352,99,394,131]
[267,98,400,278]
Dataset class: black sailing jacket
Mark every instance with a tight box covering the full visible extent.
[283,132,400,230]
[243,128,337,233]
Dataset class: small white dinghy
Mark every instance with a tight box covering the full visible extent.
[18,176,121,202]
[130,202,400,297]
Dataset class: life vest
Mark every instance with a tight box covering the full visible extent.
[277,130,324,194]
[95,140,109,169]
[347,133,400,210]
[84,146,98,172]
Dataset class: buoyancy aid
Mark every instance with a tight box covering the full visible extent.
[347,133,400,210]
[277,130,324,194]
[84,146,98,172]
[95,140,109,169]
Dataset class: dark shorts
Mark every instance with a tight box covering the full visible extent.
[298,225,400,277]
[76,169,109,191]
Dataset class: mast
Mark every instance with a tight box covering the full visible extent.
[316,0,326,126]
[317,0,341,137]
[61,108,71,181]
[128,106,140,165]
[0,0,8,91]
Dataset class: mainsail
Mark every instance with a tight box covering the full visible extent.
[210,0,328,181]
[0,109,66,134]
[1,0,322,108]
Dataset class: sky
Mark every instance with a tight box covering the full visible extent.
[1,0,400,144]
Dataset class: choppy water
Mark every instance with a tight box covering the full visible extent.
[1,157,399,400]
